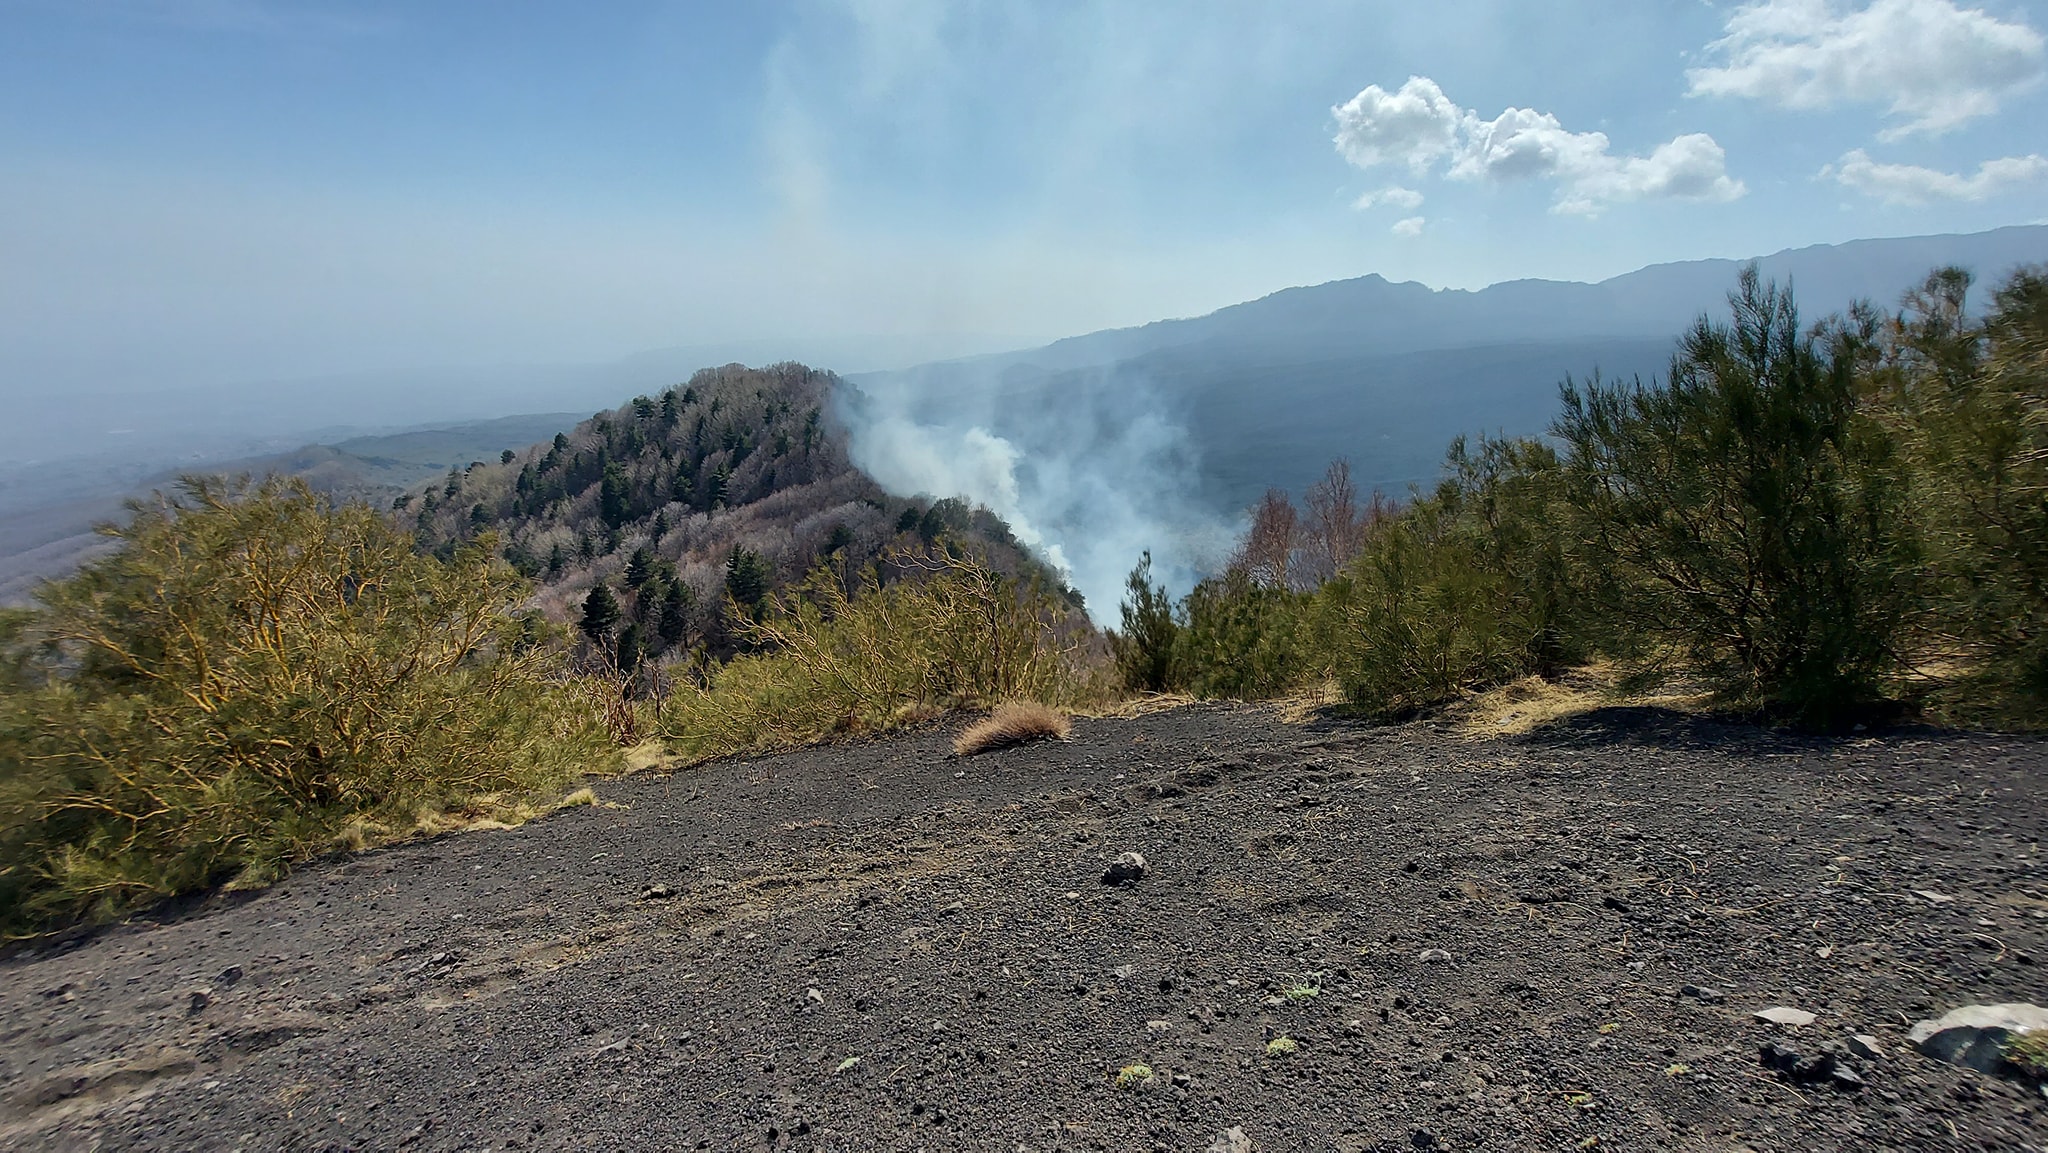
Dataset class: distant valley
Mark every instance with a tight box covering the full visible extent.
[0,413,583,603]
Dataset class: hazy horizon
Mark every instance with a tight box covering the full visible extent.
[5,1,2045,415]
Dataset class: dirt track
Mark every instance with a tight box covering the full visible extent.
[3,703,2046,1152]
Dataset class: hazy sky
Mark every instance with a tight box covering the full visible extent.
[3,0,2044,394]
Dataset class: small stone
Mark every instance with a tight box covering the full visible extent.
[1759,1042,1801,1072]
[217,965,244,988]
[805,988,825,1005]
[1206,1128,1253,1153]
[1907,1003,2048,1073]
[1914,890,1956,905]
[1846,1034,1886,1060]
[1146,1020,1171,1033]
[1680,984,1726,1004]
[1815,946,1833,959]
[1416,949,1453,964]
[1101,852,1148,886]
[186,989,211,1016]
[639,883,676,901]
[1754,1006,1817,1027]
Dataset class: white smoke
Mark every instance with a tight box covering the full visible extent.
[838,365,1235,622]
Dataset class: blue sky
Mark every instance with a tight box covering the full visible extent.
[2,0,2044,393]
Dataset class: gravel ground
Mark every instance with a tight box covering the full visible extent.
[3,702,2046,1152]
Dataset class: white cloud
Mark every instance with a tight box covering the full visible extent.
[1353,185,1424,210]
[1333,76,1464,171]
[1331,79,1745,216]
[1825,148,2048,203]
[1390,216,1426,236]
[1688,0,2045,139]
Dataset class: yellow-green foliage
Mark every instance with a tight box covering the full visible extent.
[1113,1063,1154,1088]
[659,546,1088,761]
[2007,1031,2048,1077]
[0,477,615,933]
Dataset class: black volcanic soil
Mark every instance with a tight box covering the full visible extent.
[4,704,2047,1152]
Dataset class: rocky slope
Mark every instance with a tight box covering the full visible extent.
[3,704,2044,1151]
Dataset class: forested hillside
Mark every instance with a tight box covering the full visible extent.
[403,362,1075,668]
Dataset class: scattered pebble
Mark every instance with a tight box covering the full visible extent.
[1101,852,1148,886]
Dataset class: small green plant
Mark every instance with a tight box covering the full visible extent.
[1265,1037,1299,1057]
[2005,1031,2048,1078]
[1113,1063,1154,1088]
[1281,974,1323,1001]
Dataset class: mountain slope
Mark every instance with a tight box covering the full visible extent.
[407,362,1074,660]
[845,227,2048,586]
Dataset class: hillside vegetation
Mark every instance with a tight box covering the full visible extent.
[0,366,1091,935]
[4,264,2044,937]
[1115,264,2048,729]
[403,362,1077,673]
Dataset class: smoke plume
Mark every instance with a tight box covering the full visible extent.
[836,363,1235,622]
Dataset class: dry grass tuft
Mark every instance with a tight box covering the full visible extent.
[1447,661,1715,738]
[954,701,1072,757]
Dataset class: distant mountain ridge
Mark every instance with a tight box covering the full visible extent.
[855,226,2048,516]
[877,226,2048,385]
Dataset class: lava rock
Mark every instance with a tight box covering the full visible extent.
[1759,1042,1867,1091]
[1416,948,1453,964]
[1680,984,1727,1004]
[1754,1006,1817,1027]
[1907,1003,2048,1073]
[1206,1127,1253,1153]
[1101,852,1148,886]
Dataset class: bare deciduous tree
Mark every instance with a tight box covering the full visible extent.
[1230,488,1298,590]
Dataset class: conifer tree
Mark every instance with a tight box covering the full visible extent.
[579,583,621,641]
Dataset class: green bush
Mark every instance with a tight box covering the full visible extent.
[1555,268,1918,725]
[1323,437,1576,717]
[1109,551,1181,692]
[0,477,615,934]
[1175,573,1315,699]
[660,546,1089,760]
[1873,267,2048,722]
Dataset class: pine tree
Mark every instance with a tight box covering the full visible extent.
[600,462,632,529]
[616,623,645,674]
[625,546,654,589]
[579,583,621,641]
[725,547,770,610]
[658,581,693,646]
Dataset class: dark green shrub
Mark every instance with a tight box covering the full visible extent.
[1176,572,1314,699]
[1874,266,2048,722]
[1110,551,1181,692]
[1555,267,1917,725]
